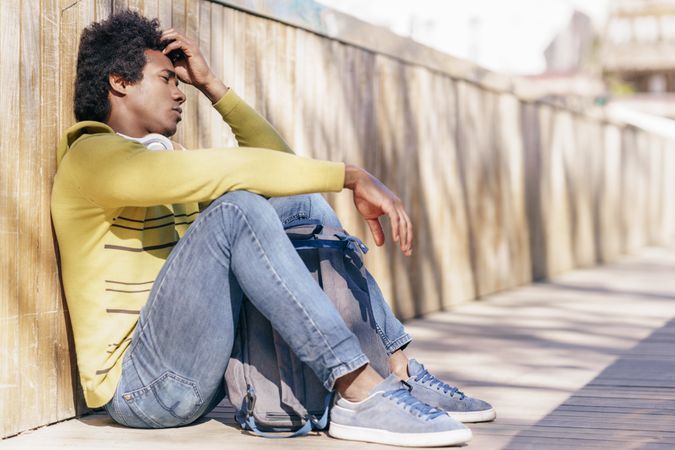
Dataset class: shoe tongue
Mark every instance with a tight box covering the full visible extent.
[370,374,406,394]
[407,358,425,377]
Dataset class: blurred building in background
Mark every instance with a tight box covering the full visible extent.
[603,0,675,118]
[317,0,675,119]
[524,9,605,106]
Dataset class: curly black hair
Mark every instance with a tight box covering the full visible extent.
[74,10,167,122]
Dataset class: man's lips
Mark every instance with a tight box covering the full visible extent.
[172,107,182,120]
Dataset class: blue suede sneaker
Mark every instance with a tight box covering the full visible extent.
[328,374,472,447]
[406,359,496,423]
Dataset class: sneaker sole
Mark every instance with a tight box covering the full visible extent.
[328,423,472,447]
[448,408,496,423]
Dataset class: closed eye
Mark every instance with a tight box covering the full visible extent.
[159,69,178,85]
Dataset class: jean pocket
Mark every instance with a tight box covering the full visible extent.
[122,371,203,428]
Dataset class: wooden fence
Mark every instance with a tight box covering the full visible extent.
[2,0,674,439]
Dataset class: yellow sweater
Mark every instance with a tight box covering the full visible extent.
[51,89,345,408]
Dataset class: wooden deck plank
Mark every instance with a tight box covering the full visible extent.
[3,245,675,449]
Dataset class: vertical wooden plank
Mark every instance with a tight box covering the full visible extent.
[587,119,605,265]
[277,21,297,144]
[209,1,226,147]
[261,19,293,144]
[292,27,308,156]
[128,0,144,13]
[182,0,199,149]
[600,124,622,262]
[622,129,649,252]
[662,138,675,241]
[74,0,98,421]
[156,0,172,28]
[545,108,575,276]
[0,0,21,439]
[330,43,372,245]
[170,0,186,145]
[56,0,80,422]
[407,67,474,312]
[458,82,517,296]
[41,0,64,429]
[637,131,651,247]
[434,75,475,307]
[229,7,246,97]
[215,4,237,147]
[568,115,596,267]
[648,134,665,244]
[96,0,112,20]
[243,12,263,112]
[18,0,42,431]
[143,0,159,19]
[196,0,212,148]
[522,101,544,280]
[112,0,128,13]
[371,55,415,318]
[58,0,77,132]
[497,93,531,287]
[392,63,425,316]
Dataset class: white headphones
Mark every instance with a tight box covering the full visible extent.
[117,132,173,151]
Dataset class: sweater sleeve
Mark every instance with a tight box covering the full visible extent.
[212,89,295,154]
[66,133,344,209]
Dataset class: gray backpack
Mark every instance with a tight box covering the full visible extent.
[224,220,390,437]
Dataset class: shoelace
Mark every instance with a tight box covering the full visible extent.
[382,388,446,421]
[414,369,466,400]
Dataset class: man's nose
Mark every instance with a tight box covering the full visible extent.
[174,87,186,104]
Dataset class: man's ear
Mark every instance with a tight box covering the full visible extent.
[108,74,129,96]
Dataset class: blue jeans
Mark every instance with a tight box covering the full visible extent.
[104,192,411,428]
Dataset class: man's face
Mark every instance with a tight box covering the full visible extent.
[123,49,186,137]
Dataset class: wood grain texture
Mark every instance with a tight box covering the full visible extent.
[18,0,42,432]
[2,0,675,438]
[1,0,22,439]
[38,0,61,431]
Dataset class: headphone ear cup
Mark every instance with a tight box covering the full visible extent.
[143,133,173,151]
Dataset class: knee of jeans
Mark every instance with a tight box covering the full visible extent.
[308,194,342,229]
[214,191,277,220]
[269,193,342,229]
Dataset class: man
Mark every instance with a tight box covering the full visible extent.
[51,11,494,447]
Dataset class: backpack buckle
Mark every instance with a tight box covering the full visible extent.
[245,385,257,417]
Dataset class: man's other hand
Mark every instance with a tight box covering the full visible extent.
[344,164,413,256]
[160,29,227,103]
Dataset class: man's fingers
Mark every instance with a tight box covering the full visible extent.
[386,201,410,254]
[160,31,180,44]
[397,205,410,249]
[161,30,189,43]
[400,206,413,254]
[162,40,183,54]
[387,206,400,244]
[161,32,195,53]
[389,202,413,255]
[367,218,385,246]
[396,208,408,251]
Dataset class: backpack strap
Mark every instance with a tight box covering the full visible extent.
[286,224,369,256]
[234,385,333,438]
[287,225,369,286]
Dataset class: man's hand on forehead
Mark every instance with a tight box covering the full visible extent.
[160,29,227,103]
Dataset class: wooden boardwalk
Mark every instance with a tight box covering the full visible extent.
[3,245,675,449]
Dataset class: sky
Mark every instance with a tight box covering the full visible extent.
[315,0,610,75]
